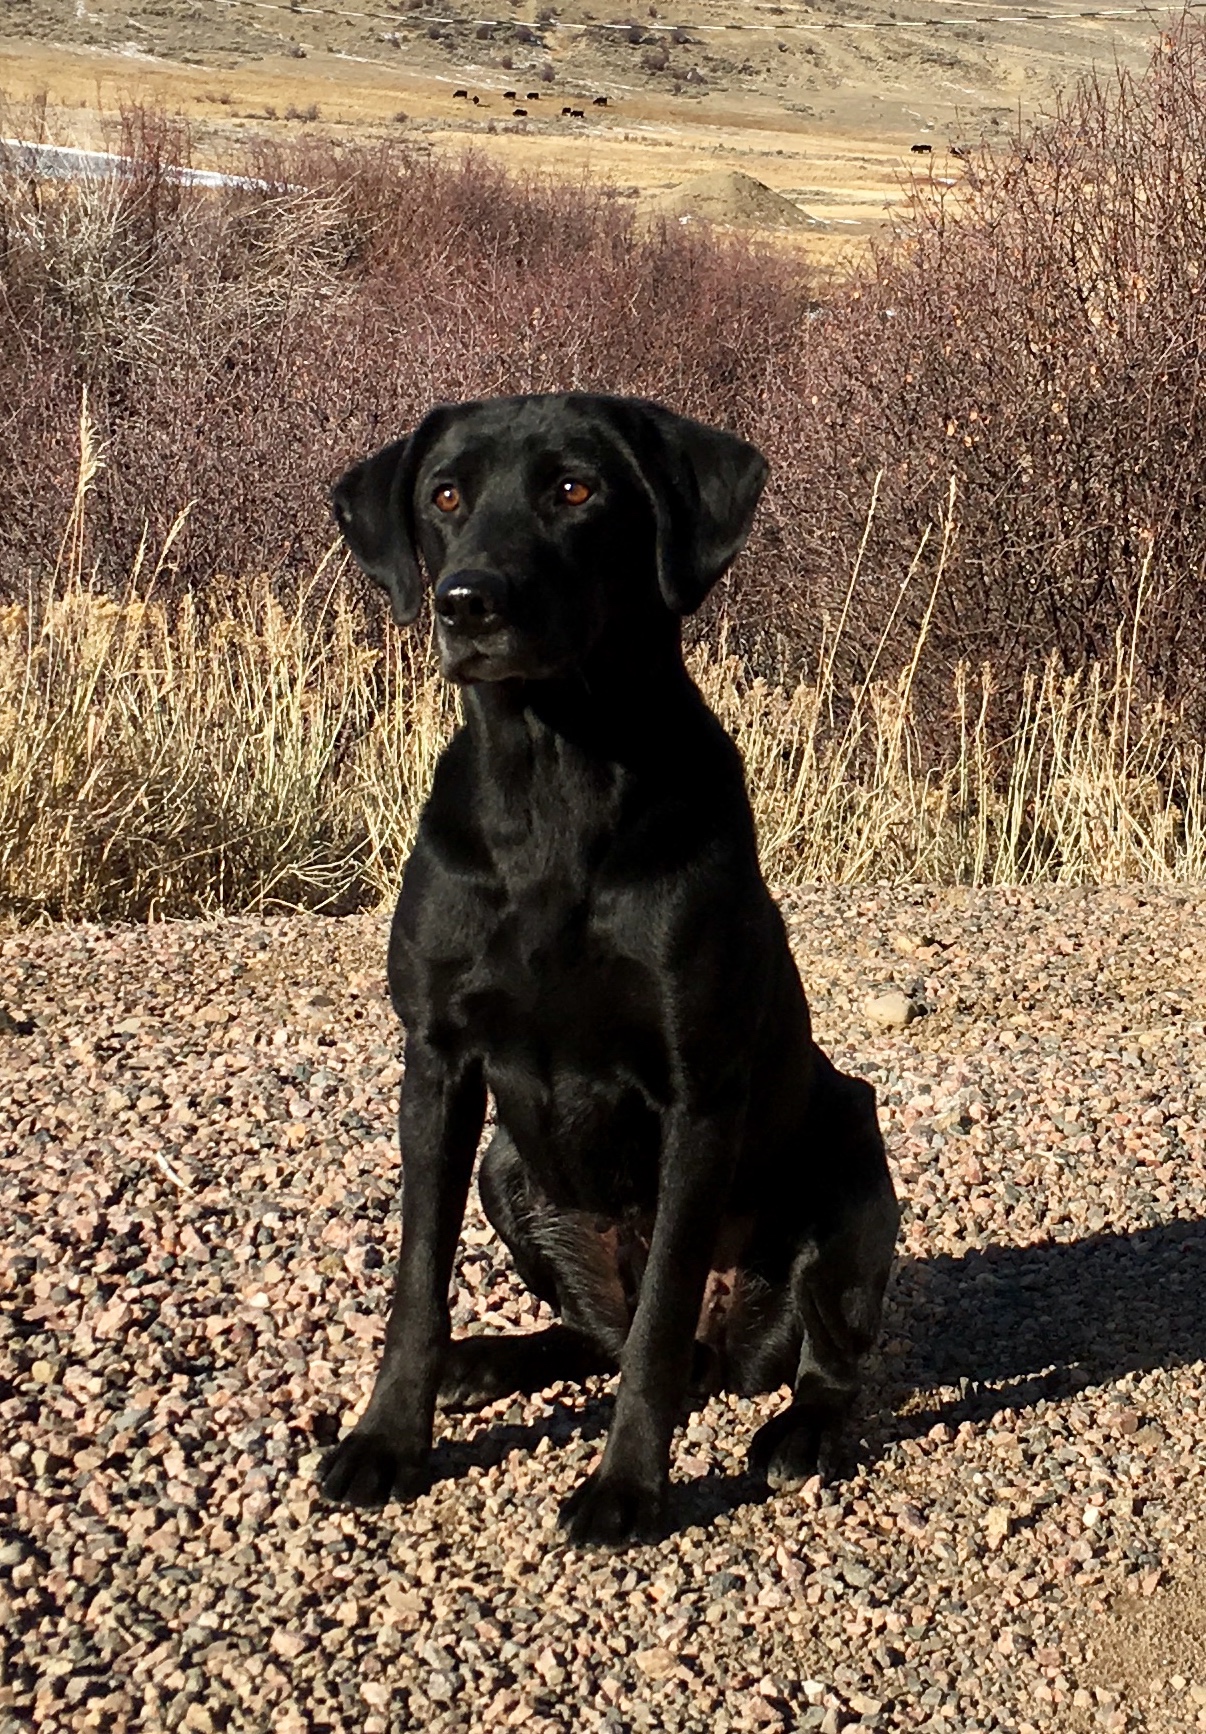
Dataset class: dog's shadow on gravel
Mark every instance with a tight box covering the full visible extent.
[685,1216,1206,1528]
[430,1395,615,1485]
[874,1214,1206,1438]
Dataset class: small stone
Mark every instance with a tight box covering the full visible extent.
[634,1646,676,1679]
[848,1692,882,1715]
[984,1506,1011,1550]
[269,1630,308,1660]
[864,989,923,1031]
[896,1504,926,1537]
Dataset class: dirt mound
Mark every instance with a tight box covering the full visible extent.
[641,169,823,231]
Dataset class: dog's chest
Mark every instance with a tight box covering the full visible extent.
[452,875,670,1207]
[457,878,662,1073]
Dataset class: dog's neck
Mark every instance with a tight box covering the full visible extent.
[462,614,701,768]
[453,616,718,880]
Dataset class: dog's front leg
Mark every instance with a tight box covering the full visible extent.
[558,1109,735,1547]
[319,1043,485,1508]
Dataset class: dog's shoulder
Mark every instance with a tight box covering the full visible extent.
[603,704,757,876]
[413,724,492,855]
[389,728,498,952]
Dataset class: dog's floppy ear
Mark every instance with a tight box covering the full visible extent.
[617,400,769,616]
[331,436,422,626]
[330,406,455,625]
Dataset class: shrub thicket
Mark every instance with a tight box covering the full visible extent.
[795,23,1206,722]
[0,107,806,626]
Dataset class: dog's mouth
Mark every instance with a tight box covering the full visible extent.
[437,627,566,686]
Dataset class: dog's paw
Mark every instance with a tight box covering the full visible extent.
[748,1407,829,1491]
[318,1430,430,1508]
[557,1470,666,1548]
[437,1335,525,1411]
[438,1326,607,1411]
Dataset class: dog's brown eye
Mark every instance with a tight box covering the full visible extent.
[560,479,592,506]
[434,485,461,513]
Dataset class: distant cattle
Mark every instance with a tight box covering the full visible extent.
[504,89,517,99]
[472,94,481,104]
[593,95,608,106]
[513,107,528,116]
[910,142,932,154]
[453,89,469,99]
[527,92,540,100]
[562,106,574,116]
[571,109,585,118]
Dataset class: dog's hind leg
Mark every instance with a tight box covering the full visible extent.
[439,1127,624,1409]
[749,1073,899,1490]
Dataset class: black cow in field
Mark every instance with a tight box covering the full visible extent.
[513,107,528,116]
[910,142,932,154]
[504,89,517,99]
[454,89,469,99]
[527,92,541,100]
[593,94,608,106]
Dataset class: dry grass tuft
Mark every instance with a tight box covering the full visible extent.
[701,494,1205,887]
[0,394,450,919]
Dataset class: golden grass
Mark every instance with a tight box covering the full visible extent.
[699,487,1206,887]
[1,413,1202,922]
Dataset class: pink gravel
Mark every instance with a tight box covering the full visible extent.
[2,885,1205,1733]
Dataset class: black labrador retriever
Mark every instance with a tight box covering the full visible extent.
[320,392,899,1546]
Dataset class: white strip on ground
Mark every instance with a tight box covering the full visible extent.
[0,140,278,191]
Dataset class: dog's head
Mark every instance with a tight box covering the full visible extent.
[331,393,768,683]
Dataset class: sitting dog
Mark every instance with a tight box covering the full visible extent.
[320,393,899,1546]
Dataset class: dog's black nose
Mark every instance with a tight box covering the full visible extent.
[434,570,509,635]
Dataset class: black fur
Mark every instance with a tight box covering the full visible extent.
[320,393,899,1546]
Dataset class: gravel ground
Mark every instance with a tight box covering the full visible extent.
[2,885,1205,1734]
